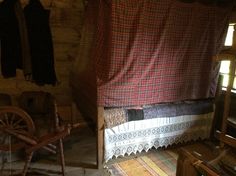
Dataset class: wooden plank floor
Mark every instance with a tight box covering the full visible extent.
[1,126,107,176]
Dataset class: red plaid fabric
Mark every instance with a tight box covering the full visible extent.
[83,0,233,106]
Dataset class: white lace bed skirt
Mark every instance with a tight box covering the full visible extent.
[104,112,214,162]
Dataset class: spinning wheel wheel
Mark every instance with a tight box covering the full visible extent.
[0,106,35,152]
[0,93,71,176]
[0,98,72,176]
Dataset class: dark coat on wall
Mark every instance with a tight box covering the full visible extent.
[0,0,56,85]
[0,0,22,78]
[24,0,57,85]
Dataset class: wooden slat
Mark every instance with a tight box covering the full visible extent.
[221,135,236,148]
[213,53,236,62]
[221,61,236,132]
[60,162,97,169]
[227,117,236,129]
[97,106,104,169]
[26,129,70,154]
[179,148,220,176]
[215,130,236,148]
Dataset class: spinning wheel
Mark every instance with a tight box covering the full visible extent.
[0,106,35,152]
[0,104,71,176]
[0,96,74,175]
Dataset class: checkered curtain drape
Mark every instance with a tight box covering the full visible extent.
[72,0,234,107]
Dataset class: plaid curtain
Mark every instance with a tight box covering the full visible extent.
[72,0,234,107]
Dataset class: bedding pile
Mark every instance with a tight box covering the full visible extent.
[104,100,214,161]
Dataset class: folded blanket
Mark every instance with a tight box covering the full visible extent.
[104,108,127,128]
[143,100,214,119]
[104,100,214,128]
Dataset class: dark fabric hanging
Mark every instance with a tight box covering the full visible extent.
[24,0,57,85]
[0,0,22,78]
[15,0,32,78]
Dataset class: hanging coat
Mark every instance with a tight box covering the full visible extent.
[24,0,57,85]
[0,0,22,78]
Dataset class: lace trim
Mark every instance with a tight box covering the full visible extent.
[104,119,212,161]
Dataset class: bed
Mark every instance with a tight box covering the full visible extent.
[103,100,214,161]
[69,0,234,168]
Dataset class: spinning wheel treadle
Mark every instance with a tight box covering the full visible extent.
[0,106,35,152]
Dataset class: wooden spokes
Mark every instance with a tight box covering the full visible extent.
[0,106,35,152]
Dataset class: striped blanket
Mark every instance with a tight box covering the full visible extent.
[107,149,178,176]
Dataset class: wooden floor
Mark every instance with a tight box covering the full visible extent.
[0,125,218,176]
[3,105,235,175]
[1,126,107,176]
[3,123,232,176]
[3,125,233,176]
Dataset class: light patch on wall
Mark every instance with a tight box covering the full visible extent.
[220,60,236,90]
[224,24,234,46]
[220,24,236,91]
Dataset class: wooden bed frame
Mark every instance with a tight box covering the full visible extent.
[94,26,236,169]
[71,27,236,170]
[71,17,236,171]
[75,84,232,170]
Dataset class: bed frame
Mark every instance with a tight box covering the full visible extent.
[74,52,236,171]
[71,5,236,171]
[74,92,215,169]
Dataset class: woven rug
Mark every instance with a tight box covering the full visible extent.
[107,149,178,176]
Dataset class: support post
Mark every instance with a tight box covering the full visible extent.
[97,106,104,169]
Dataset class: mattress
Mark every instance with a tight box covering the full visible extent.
[104,99,214,128]
[104,100,214,161]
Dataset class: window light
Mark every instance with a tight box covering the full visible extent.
[224,24,234,46]
[220,24,236,91]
